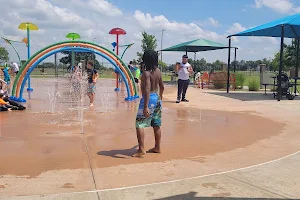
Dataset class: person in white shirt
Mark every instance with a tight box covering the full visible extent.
[175,55,193,103]
[10,62,19,75]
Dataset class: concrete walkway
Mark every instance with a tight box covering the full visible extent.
[2,151,299,199]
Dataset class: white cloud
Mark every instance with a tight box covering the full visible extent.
[249,37,279,45]
[254,0,300,14]
[0,0,285,65]
[85,0,123,16]
[195,17,220,27]
[208,17,220,27]
[134,11,222,41]
[226,23,246,35]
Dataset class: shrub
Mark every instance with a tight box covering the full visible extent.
[235,73,246,89]
[248,78,260,91]
[213,81,226,89]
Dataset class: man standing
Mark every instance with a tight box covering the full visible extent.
[176,55,193,103]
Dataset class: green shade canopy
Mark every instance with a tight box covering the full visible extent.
[162,38,233,52]
[66,32,81,40]
[18,22,38,31]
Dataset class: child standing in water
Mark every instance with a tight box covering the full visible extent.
[133,49,165,157]
[1,67,11,95]
[86,60,99,107]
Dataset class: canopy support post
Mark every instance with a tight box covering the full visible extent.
[296,39,299,77]
[234,47,237,73]
[227,37,232,93]
[295,38,299,95]
[277,25,285,101]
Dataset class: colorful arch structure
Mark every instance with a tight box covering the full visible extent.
[10,40,139,102]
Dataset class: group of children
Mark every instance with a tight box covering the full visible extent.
[0,62,26,112]
[0,79,26,112]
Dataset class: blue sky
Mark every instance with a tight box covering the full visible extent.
[108,0,296,28]
[0,0,300,64]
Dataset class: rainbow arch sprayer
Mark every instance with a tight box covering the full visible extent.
[10,40,139,102]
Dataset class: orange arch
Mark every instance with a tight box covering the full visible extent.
[15,43,134,98]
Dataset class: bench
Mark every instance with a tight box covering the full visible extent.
[261,72,277,95]
[207,72,236,90]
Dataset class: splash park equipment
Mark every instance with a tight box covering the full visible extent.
[109,27,126,91]
[18,22,39,92]
[10,40,139,102]
[1,37,28,64]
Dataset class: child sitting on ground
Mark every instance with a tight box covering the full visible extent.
[0,93,16,111]
[0,89,26,111]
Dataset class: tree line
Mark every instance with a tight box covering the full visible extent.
[136,31,300,72]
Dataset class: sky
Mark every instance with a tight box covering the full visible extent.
[0,0,299,65]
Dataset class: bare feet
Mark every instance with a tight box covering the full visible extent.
[132,150,146,158]
[89,103,94,107]
[147,148,161,154]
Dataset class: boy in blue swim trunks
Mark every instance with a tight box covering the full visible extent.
[133,49,165,157]
[86,60,99,107]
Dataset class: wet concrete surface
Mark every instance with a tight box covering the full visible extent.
[0,78,283,177]
[0,78,287,197]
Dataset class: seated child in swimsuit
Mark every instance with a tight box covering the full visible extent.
[0,92,26,111]
[133,49,165,157]
[0,93,15,111]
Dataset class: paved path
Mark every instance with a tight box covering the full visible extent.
[2,151,300,199]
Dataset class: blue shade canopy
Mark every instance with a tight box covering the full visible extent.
[229,13,300,38]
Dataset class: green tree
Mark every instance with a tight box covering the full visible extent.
[59,51,104,70]
[137,31,158,62]
[271,41,297,71]
[211,60,222,70]
[158,60,167,71]
[0,46,9,61]
[38,62,55,68]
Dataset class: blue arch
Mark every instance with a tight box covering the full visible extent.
[16,47,133,102]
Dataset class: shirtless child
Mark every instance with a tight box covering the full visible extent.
[133,49,165,157]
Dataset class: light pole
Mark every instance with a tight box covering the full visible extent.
[160,29,165,71]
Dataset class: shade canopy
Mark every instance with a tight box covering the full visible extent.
[18,22,38,31]
[162,38,232,52]
[66,33,81,40]
[229,13,300,38]
[109,28,126,35]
